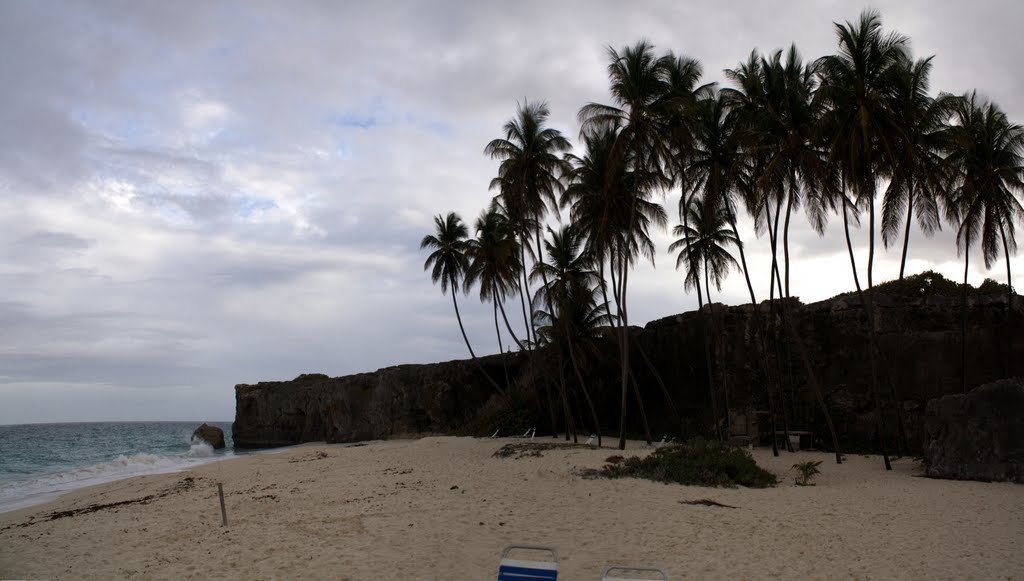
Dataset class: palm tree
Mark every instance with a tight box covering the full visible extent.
[533,224,605,446]
[669,195,739,438]
[579,40,673,449]
[725,50,845,463]
[465,207,527,352]
[758,45,826,298]
[816,9,908,291]
[421,212,477,359]
[563,124,671,441]
[883,55,955,280]
[485,100,572,348]
[941,92,1024,392]
[816,9,908,471]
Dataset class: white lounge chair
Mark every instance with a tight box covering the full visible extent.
[497,544,558,580]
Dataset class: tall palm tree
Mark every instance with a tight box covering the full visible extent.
[941,92,1024,392]
[883,55,955,280]
[669,195,739,438]
[532,224,605,446]
[579,40,673,449]
[816,9,908,292]
[421,212,477,359]
[758,45,826,298]
[485,100,572,348]
[816,9,908,471]
[563,124,671,440]
[464,207,527,352]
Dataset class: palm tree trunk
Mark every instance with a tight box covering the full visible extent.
[765,199,794,452]
[518,235,536,347]
[1000,222,1014,309]
[899,181,915,280]
[557,358,575,443]
[567,336,602,447]
[451,289,476,359]
[618,253,631,450]
[452,287,509,397]
[842,195,863,294]
[844,180,891,470]
[705,257,731,438]
[630,334,682,425]
[783,179,795,299]
[728,210,780,456]
[961,239,970,394]
[493,296,510,387]
[867,188,876,289]
[498,298,528,351]
[628,368,654,445]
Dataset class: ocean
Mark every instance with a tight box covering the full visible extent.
[0,421,237,513]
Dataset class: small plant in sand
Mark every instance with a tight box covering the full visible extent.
[792,460,823,486]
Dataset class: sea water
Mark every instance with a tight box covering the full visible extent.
[0,421,235,513]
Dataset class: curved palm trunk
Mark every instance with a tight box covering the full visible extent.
[728,211,780,457]
[518,235,536,347]
[1000,222,1014,309]
[899,181,915,280]
[783,176,796,299]
[451,289,476,359]
[627,368,654,444]
[842,195,864,293]
[867,188,876,289]
[1000,222,1014,379]
[631,334,682,425]
[567,337,602,447]
[617,254,631,450]
[452,287,509,398]
[766,200,795,453]
[695,258,721,440]
[961,239,970,394]
[556,357,575,443]
[704,257,731,439]
[498,298,528,352]
[493,296,510,386]
[534,226,576,443]
[850,185,892,471]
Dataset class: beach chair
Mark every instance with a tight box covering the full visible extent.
[602,564,669,580]
[497,544,558,580]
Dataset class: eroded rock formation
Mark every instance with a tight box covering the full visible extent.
[192,423,226,449]
[923,378,1024,483]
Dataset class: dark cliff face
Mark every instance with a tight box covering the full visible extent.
[234,293,1023,450]
[233,356,520,448]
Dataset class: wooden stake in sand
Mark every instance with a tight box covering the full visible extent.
[217,482,228,526]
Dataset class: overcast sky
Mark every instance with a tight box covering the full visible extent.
[0,0,1020,423]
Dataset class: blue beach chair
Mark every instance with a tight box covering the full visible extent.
[497,544,558,580]
[602,564,669,580]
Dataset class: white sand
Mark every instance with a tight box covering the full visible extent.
[1,436,1021,580]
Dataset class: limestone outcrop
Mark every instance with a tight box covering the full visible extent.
[923,378,1024,483]
[233,290,1023,451]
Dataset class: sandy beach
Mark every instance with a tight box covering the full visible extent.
[1,436,1021,580]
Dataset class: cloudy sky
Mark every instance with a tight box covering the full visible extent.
[1,1,1020,423]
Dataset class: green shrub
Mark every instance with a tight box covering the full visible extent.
[600,438,777,488]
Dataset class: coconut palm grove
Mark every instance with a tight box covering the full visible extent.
[420,11,1023,458]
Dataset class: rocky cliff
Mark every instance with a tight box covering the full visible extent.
[233,290,1023,450]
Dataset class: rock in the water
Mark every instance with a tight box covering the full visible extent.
[192,423,226,449]
[923,378,1024,483]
